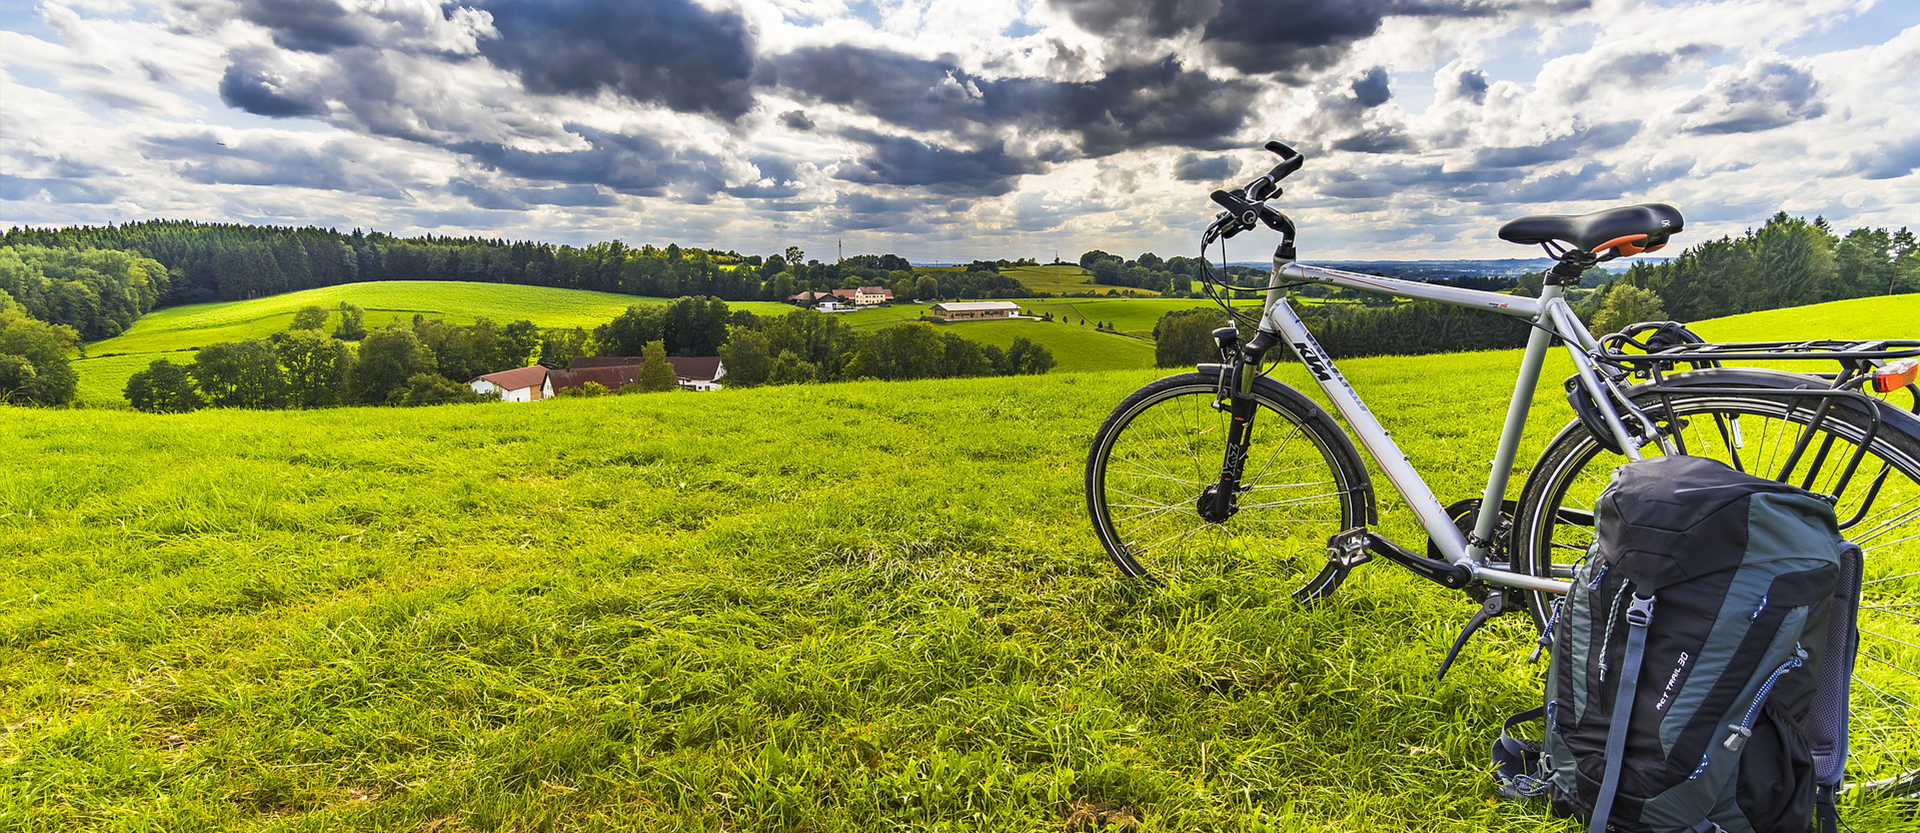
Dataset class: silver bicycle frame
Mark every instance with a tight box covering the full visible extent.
[1259,258,1648,595]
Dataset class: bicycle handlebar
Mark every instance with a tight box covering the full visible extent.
[1205,141,1306,243]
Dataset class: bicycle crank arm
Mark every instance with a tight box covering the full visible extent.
[1294,528,1473,608]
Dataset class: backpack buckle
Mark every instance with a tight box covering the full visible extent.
[1626,594,1655,627]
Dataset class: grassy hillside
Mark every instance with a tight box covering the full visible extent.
[1001,264,1160,296]
[86,281,794,358]
[7,332,1920,830]
[1689,293,1920,341]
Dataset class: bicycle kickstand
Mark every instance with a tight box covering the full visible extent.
[1436,590,1508,681]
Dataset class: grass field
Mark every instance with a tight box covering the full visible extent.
[1690,292,1920,342]
[1000,264,1161,297]
[85,282,794,358]
[9,289,1920,829]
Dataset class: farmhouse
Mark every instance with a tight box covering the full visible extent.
[854,286,894,306]
[566,356,727,391]
[469,366,553,402]
[930,301,1021,321]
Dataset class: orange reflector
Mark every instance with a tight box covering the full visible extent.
[1875,358,1918,393]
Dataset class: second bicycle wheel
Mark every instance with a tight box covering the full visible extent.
[1514,379,1920,798]
[1085,372,1369,586]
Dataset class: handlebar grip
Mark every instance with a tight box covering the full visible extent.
[1263,141,1304,183]
[1210,189,1258,226]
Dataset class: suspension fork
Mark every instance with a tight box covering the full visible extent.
[1205,330,1282,522]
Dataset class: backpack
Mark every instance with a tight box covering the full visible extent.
[1494,455,1863,833]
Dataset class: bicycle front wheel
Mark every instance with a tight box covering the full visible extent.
[1514,383,1920,798]
[1085,372,1369,586]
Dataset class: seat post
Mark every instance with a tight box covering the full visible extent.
[1542,255,1594,287]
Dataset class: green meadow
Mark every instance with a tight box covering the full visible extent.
[84,281,794,358]
[6,295,1918,831]
[1001,264,1161,296]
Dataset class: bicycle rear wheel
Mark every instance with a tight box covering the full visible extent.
[1514,381,1920,798]
[1085,372,1369,586]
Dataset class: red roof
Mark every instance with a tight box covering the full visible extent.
[473,365,549,390]
[666,356,723,382]
[550,365,638,390]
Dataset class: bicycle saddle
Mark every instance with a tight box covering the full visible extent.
[1498,203,1684,257]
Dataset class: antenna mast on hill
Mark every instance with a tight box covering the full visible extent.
[838,239,843,264]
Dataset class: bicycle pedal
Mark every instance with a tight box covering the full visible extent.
[1292,528,1373,608]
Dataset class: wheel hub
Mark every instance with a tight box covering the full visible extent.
[1196,483,1239,523]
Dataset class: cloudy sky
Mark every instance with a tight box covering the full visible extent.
[2,0,1917,263]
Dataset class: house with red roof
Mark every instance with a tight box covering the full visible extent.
[469,366,553,402]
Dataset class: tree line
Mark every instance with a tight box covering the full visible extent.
[0,223,1052,317]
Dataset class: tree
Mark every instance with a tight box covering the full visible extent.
[396,372,479,406]
[595,304,665,358]
[638,340,677,391]
[661,295,731,355]
[290,305,329,330]
[124,359,203,413]
[914,274,939,301]
[191,339,286,408]
[1003,337,1054,374]
[1590,285,1668,335]
[539,326,591,368]
[0,310,78,405]
[275,329,349,408]
[718,327,771,386]
[347,327,435,405]
[1155,308,1227,368]
[500,319,541,368]
[767,352,818,385]
[333,302,366,341]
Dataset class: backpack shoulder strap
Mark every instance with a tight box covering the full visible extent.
[1492,706,1551,800]
[1591,593,1655,833]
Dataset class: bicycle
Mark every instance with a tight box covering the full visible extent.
[1083,141,1920,798]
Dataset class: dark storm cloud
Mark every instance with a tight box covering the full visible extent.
[780,110,816,131]
[450,179,619,210]
[1469,120,1639,168]
[1681,61,1825,134]
[765,47,1258,158]
[835,130,1042,197]
[238,0,363,52]
[474,0,756,120]
[1052,0,1499,76]
[218,52,328,118]
[1332,126,1415,154]
[1457,69,1489,104]
[1351,66,1392,108]
[453,126,729,198]
[1173,153,1234,181]
[833,191,921,231]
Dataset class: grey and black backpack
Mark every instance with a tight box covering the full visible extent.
[1495,455,1863,833]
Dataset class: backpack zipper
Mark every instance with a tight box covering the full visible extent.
[1723,647,1808,753]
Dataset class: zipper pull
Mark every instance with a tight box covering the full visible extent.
[1723,724,1753,752]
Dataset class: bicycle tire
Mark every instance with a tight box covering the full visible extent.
[1085,372,1370,586]
[1513,373,1920,798]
